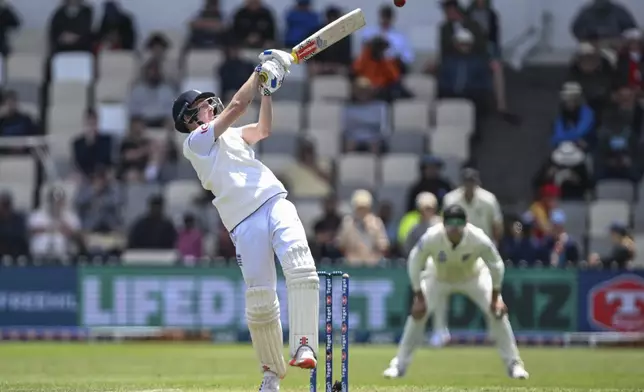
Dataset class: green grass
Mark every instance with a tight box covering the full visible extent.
[0,343,642,391]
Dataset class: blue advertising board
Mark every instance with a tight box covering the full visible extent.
[577,271,644,332]
[0,267,78,326]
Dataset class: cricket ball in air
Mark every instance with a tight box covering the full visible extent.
[394,0,406,7]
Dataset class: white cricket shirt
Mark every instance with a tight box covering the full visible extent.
[408,223,505,291]
[182,121,286,231]
[443,187,502,238]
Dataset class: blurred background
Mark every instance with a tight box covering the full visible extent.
[0,0,643,344]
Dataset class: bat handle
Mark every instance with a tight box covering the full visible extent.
[259,52,299,84]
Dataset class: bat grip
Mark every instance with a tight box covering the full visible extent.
[258,52,299,84]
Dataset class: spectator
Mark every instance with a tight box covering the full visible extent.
[341,77,390,153]
[403,192,441,256]
[74,166,122,233]
[232,0,276,48]
[499,213,549,266]
[443,168,503,243]
[568,43,614,117]
[28,188,82,259]
[117,117,158,183]
[545,209,581,267]
[466,0,500,58]
[176,213,204,261]
[283,137,332,198]
[439,0,487,57]
[284,0,319,48]
[142,32,177,82]
[216,220,236,259]
[572,0,636,43]
[596,87,640,181]
[615,28,644,91]
[72,109,113,178]
[398,191,437,251]
[336,189,389,265]
[218,38,256,101]
[406,155,453,211]
[189,0,225,49]
[361,5,414,73]
[308,6,352,76]
[589,222,635,269]
[548,141,593,200]
[127,60,176,127]
[0,0,20,56]
[48,0,93,53]
[528,184,559,239]
[127,194,177,250]
[0,191,29,258]
[551,82,596,149]
[311,194,343,261]
[353,37,408,101]
[94,0,136,52]
[0,91,38,153]
[437,28,492,134]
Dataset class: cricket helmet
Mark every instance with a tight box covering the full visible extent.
[172,90,223,134]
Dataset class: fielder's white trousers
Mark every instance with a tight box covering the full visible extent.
[395,268,523,370]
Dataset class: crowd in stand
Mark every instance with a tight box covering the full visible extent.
[0,0,641,269]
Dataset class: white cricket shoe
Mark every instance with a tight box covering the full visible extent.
[429,330,451,347]
[509,362,529,379]
[258,371,280,392]
[288,345,317,369]
[382,357,406,379]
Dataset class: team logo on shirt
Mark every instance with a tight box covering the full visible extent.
[200,123,209,133]
[462,253,471,262]
[438,251,447,263]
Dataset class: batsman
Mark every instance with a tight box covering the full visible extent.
[172,49,318,392]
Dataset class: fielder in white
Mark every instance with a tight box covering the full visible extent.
[171,50,318,392]
[383,204,529,380]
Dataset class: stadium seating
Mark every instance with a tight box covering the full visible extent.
[435,99,475,134]
[381,154,420,186]
[311,75,350,101]
[595,180,635,202]
[337,154,378,188]
[589,200,630,237]
[393,100,430,131]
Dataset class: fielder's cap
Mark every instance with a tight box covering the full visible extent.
[172,89,217,134]
[443,204,467,226]
[416,192,438,209]
[351,189,373,208]
[550,209,566,225]
[461,167,480,182]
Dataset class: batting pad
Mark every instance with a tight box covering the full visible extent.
[282,245,320,358]
[246,287,287,378]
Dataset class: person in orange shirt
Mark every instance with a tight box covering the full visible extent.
[353,36,404,100]
[529,184,560,239]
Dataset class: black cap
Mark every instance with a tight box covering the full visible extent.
[443,204,467,225]
[461,167,480,183]
[172,90,217,133]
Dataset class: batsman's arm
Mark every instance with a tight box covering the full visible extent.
[212,69,260,139]
[407,232,432,292]
[241,95,272,145]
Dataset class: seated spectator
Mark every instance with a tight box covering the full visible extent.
[127,60,176,127]
[544,209,581,267]
[284,0,319,48]
[48,0,94,53]
[0,1,20,56]
[127,194,177,250]
[403,192,441,256]
[616,29,644,90]
[437,28,492,133]
[0,191,29,258]
[28,188,82,259]
[232,0,276,48]
[0,91,38,154]
[94,0,136,52]
[283,137,332,198]
[528,184,559,239]
[569,43,614,117]
[549,142,593,199]
[499,213,549,266]
[551,82,596,149]
[176,213,204,261]
[218,38,256,101]
[589,222,635,269]
[353,37,408,102]
[341,77,390,153]
[311,194,343,261]
[117,117,158,183]
[142,32,177,82]
[73,109,113,178]
[406,155,453,211]
[596,86,640,181]
[189,0,225,49]
[336,189,389,265]
[308,6,352,76]
[74,166,122,233]
[572,0,636,44]
[361,5,414,73]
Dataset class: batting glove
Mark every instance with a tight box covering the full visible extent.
[258,49,293,71]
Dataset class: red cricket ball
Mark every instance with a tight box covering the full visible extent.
[394,0,406,7]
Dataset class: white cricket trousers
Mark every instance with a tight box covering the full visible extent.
[395,268,523,370]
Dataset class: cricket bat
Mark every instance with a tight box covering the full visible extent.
[259,8,366,83]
